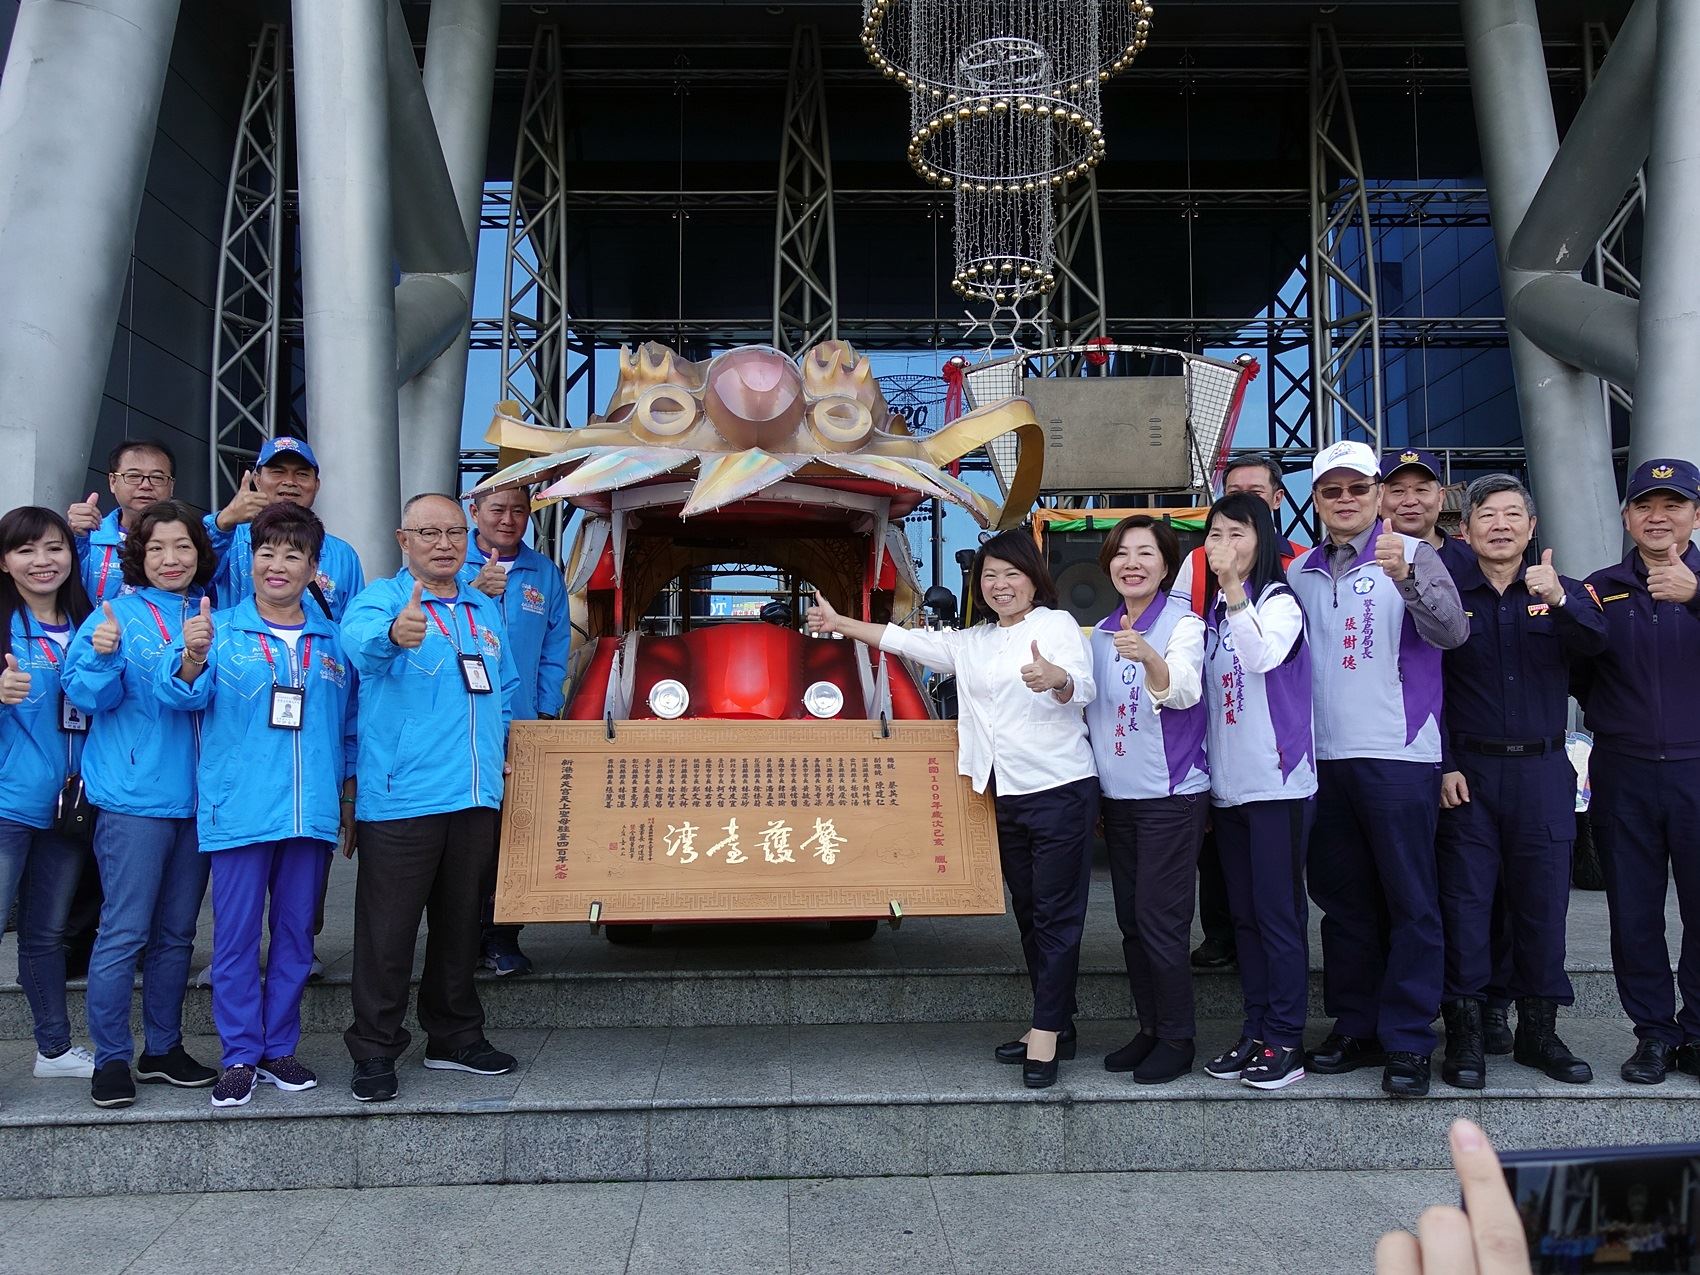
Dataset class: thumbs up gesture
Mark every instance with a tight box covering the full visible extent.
[1648,541,1698,604]
[66,491,103,535]
[0,652,31,706]
[805,588,841,637]
[471,555,507,599]
[391,579,429,649]
[216,469,270,532]
[1375,517,1411,582]
[182,596,215,663]
[1524,547,1565,606]
[91,602,122,655]
[1020,639,1068,694]
[1112,607,1154,665]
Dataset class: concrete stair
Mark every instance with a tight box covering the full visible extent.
[0,884,1681,1200]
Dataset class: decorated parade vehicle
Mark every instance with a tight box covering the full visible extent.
[471,340,1044,937]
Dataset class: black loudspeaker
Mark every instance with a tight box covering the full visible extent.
[1042,514,1209,626]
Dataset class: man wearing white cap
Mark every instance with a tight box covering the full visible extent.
[1288,440,1468,1097]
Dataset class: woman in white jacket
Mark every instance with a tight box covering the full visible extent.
[808,529,1096,1089]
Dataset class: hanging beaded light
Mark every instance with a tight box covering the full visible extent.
[951,181,1056,304]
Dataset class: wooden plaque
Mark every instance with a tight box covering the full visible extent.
[495,720,1004,923]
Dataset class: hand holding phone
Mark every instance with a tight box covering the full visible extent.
[1376,1119,1531,1274]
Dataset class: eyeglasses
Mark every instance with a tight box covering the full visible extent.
[113,470,172,488]
[401,526,469,543]
[1315,481,1376,501]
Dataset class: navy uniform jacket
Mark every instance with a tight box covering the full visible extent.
[1443,557,1607,751]
[1434,535,1476,581]
[1576,545,1700,761]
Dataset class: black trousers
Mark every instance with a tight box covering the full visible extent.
[993,775,1098,1033]
[1102,793,1208,1040]
[345,808,497,1060]
[1216,798,1313,1048]
[1195,829,1234,947]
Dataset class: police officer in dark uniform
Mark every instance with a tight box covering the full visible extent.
[1435,475,1604,1089]
[1576,457,1700,1085]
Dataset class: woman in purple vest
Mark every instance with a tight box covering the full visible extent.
[1198,493,1317,1090]
[1085,516,1209,1083]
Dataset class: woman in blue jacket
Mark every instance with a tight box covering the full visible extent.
[0,506,96,1079]
[156,504,356,1108]
[62,499,220,1108]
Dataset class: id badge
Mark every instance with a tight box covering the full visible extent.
[59,696,90,734]
[458,653,494,694]
[269,684,305,730]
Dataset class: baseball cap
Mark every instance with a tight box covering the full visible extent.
[256,436,319,471]
[1311,440,1380,483]
[1625,457,1700,504]
[1382,446,1442,483]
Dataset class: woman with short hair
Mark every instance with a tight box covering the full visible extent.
[1085,516,1209,1084]
[62,499,220,1108]
[156,502,356,1108]
[1197,492,1317,1091]
[0,506,97,1079]
[807,528,1097,1088]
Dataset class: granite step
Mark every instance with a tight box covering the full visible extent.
[2,1016,1691,1200]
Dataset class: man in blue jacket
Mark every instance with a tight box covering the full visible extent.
[461,485,571,976]
[1575,457,1700,1086]
[64,439,178,605]
[339,493,521,1102]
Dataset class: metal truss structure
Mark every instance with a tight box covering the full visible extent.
[1034,176,1108,379]
[772,26,838,357]
[1582,19,1643,417]
[208,23,288,506]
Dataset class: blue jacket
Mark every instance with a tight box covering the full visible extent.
[0,614,85,829]
[73,509,135,605]
[1577,545,1700,761]
[61,587,203,818]
[459,541,571,719]
[154,599,358,853]
[203,517,366,621]
[340,569,519,821]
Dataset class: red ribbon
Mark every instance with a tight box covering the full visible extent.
[941,358,968,476]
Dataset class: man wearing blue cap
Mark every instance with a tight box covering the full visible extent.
[1290,439,1469,1097]
[205,437,366,621]
[1575,457,1700,1086]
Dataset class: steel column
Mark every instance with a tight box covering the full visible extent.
[1037,175,1109,378]
[0,0,182,514]
[292,0,402,571]
[1630,0,1700,468]
[1461,0,1619,573]
[398,0,501,500]
[772,25,838,356]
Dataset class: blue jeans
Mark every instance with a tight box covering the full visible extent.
[86,812,209,1067]
[0,818,83,1056]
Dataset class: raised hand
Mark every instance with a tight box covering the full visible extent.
[182,596,214,663]
[391,580,428,649]
[0,653,30,706]
[216,469,269,532]
[1205,539,1241,590]
[66,491,103,535]
[1020,640,1067,695]
[1523,548,1565,606]
[471,556,507,598]
[1648,542,1698,605]
[806,588,841,636]
[1112,607,1154,664]
[91,602,122,655]
[1375,517,1410,582]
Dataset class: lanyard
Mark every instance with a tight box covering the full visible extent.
[140,598,179,643]
[96,546,115,601]
[424,602,477,652]
[35,637,59,667]
[257,634,313,689]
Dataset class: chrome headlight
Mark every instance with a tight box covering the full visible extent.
[802,680,845,719]
[647,679,690,720]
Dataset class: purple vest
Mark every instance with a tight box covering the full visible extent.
[1202,584,1316,806]
[1086,593,1209,800]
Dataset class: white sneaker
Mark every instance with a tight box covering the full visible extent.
[34,1045,95,1078]
[193,965,213,989]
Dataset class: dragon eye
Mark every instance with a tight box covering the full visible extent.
[633,386,697,438]
[808,396,873,450]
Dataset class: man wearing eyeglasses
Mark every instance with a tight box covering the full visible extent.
[460,486,571,978]
[338,493,520,1103]
[1289,440,1468,1098]
[65,439,177,604]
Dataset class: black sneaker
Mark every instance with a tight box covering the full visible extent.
[352,1056,399,1102]
[1190,935,1237,969]
[90,1060,136,1109]
[257,1055,318,1092]
[423,1039,517,1075]
[210,1064,257,1109]
[1205,1036,1261,1078]
[136,1044,218,1088]
[1241,1044,1305,1091]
